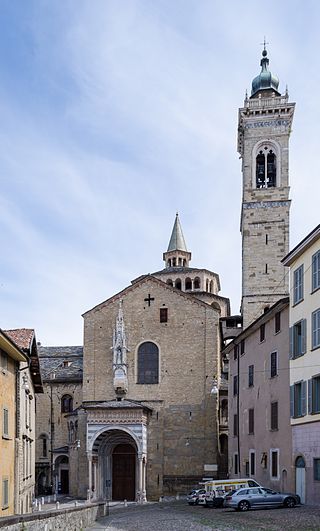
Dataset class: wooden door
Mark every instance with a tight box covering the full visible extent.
[112,444,136,501]
[60,469,69,494]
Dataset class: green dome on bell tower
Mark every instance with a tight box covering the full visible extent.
[251,47,280,98]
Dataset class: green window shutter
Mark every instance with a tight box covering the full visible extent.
[290,385,294,417]
[301,381,307,416]
[301,319,307,355]
[289,327,293,359]
[308,379,313,414]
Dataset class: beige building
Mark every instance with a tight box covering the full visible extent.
[4,329,43,514]
[0,329,42,516]
[226,299,294,492]
[63,215,230,501]
[0,330,26,516]
[35,346,83,496]
[282,224,320,504]
[238,47,295,328]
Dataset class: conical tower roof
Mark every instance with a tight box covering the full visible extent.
[167,213,188,252]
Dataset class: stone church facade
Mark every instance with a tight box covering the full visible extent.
[65,217,230,501]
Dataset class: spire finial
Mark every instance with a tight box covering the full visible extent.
[260,36,269,55]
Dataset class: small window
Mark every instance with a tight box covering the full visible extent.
[248,365,254,387]
[160,308,168,323]
[2,408,9,437]
[271,402,278,430]
[2,478,9,509]
[314,458,320,481]
[0,349,8,371]
[270,351,278,378]
[234,453,239,475]
[248,408,254,434]
[293,265,304,305]
[233,414,238,437]
[260,324,265,342]
[233,345,238,360]
[271,450,279,478]
[275,311,281,333]
[40,435,48,457]
[233,375,238,396]
[240,339,245,356]
[312,309,320,349]
[61,395,73,413]
[312,251,320,292]
[250,451,255,475]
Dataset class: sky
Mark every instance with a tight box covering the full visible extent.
[1,0,320,346]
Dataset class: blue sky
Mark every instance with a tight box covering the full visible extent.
[1,0,319,345]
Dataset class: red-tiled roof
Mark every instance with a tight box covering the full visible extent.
[4,328,34,350]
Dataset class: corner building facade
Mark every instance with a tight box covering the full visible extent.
[71,216,230,501]
[238,48,295,327]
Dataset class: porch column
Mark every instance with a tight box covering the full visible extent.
[88,453,92,501]
[138,455,143,502]
[93,461,97,500]
[142,457,147,502]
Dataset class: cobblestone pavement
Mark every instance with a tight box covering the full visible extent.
[85,500,320,530]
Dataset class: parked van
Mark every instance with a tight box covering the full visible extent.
[198,478,261,508]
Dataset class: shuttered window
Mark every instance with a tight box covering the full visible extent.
[2,478,9,509]
[293,265,304,305]
[290,319,307,359]
[312,309,320,349]
[290,381,307,417]
[312,251,320,292]
[233,414,238,437]
[2,408,9,437]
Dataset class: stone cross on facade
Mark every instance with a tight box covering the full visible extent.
[112,299,129,396]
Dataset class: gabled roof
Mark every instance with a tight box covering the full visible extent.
[38,346,83,382]
[167,213,188,252]
[4,328,43,393]
[282,224,320,266]
[5,328,34,350]
[222,297,289,356]
[82,274,216,317]
[0,329,27,362]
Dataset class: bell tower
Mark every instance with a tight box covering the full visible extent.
[238,47,295,327]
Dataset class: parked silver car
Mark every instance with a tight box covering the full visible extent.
[225,487,300,511]
[187,489,206,505]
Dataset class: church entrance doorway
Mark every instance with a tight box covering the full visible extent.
[112,444,136,501]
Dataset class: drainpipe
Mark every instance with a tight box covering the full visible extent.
[237,347,241,475]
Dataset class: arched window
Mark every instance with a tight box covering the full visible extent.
[185,278,192,290]
[167,259,171,267]
[206,279,209,292]
[172,258,176,267]
[256,148,276,188]
[137,342,159,384]
[267,150,276,187]
[194,277,200,290]
[61,394,73,413]
[209,280,213,293]
[166,279,173,287]
[175,279,182,290]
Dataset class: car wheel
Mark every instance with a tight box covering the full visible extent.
[238,500,250,512]
[284,497,296,508]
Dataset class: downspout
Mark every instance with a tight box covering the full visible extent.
[237,347,240,474]
[14,362,20,514]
